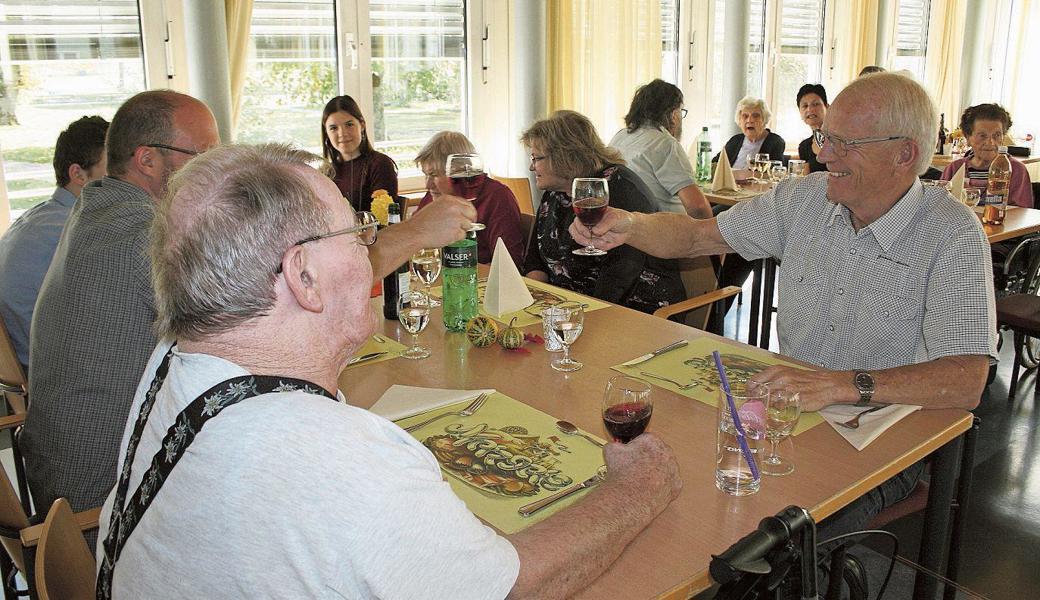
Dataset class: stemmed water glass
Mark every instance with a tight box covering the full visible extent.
[602,375,653,443]
[549,301,584,372]
[752,152,771,184]
[397,290,432,360]
[410,248,442,307]
[770,162,788,184]
[763,389,801,476]
[446,153,485,232]
[571,178,609,257]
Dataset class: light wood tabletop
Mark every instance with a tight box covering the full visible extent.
[338,281,972,599]
[982,206,1040,243]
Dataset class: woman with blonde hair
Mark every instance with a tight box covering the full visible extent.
[521,110,683,314]
[414,131,525,267]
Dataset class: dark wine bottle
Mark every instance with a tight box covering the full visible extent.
[937,113,947,155]
[382,200,409,320]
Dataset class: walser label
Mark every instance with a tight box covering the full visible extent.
[444,245,476,268]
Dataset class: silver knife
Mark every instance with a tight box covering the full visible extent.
[620,340,688,367]
[347,351,388,366]
[518,470,606,517]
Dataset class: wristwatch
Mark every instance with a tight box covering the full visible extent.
[853,371,875,406]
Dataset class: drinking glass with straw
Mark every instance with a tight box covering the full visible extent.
[712,351,764,496]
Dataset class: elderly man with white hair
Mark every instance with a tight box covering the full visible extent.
[572,72,996,535]
[95,143,681,599]
[714,96,787,170]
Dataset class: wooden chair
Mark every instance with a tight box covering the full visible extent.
[0,316,30,519]
[653,286,743,329]
[492,175,535,215]
[519,213,535,261]
[995,293,1040,400]
[29,499,94,600]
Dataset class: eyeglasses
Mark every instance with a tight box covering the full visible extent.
[680,108,688,119]
[274,211,378,274]
[530,154,548,166]
[813,130,908,157]
[145,143,201,157]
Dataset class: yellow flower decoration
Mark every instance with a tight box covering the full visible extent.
[370,189,394,226]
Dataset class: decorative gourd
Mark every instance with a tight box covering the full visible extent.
[498,317,524,349]
[465,316,500,347]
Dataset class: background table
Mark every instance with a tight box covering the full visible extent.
[338,286,971,599]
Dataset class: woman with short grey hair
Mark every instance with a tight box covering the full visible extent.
[714,96,786,170]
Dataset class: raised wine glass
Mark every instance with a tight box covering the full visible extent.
[571,177,609,257]
[410,248,442,307]
[602,375,653,443]
[446,153,486,232]
[548,301,584,372]
[753,153,771,184]
[397,290,432,360]
[763,389,801,475]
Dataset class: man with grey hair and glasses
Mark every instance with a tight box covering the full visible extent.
[572,72,996,535]
[95,143,681,598]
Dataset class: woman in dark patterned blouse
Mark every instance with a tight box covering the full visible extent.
[321,95,398,212]
[520,110,684,315]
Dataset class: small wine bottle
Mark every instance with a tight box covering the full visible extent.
[382,200,409,320]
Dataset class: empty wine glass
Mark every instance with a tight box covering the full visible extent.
[446,153,485,232]
[602,375,653,443]
[763,389,801,476]
[397,290,432,360]
[571,178,609,257]
[549,302,584,372]
[753,153,770,184]
[770,162,788,184]
[410,248,442,307]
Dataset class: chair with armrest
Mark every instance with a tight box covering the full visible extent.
[653,286,743,338]
[28,499,94,600]
[0,316,30,517]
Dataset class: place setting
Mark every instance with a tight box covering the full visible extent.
[345,332,408,369]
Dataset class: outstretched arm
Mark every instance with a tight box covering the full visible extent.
[368,196,476,279]
[569,208,734,260]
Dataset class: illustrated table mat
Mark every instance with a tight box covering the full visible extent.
[431,278,611,327]
[612,337,823,435]
[344,335,407,369]
[396,392,606,534]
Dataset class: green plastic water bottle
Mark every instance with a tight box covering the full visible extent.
[441,231,478,331]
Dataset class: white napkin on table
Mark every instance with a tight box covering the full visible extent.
[712,148,739,192]
[819,404,922,451]
[483,238,535,317]
[368,385,495,421]
[949,164,966,200]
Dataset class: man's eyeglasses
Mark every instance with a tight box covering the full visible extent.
[813,130,908,157]
[274,211,379,274]
[145,143,201,157]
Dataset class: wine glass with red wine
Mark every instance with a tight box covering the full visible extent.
[446,153,486,232]
[602,375,653,443]
[571,177,609,256]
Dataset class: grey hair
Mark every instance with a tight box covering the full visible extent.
[414,131,477,174]
[838,72,938,175]
[151,143,331,341]
[734,96,772,127]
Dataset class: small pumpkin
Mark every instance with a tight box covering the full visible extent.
[465,316,500,347]
[498,317,525,350]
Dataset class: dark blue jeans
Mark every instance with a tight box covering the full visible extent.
[817,460,927,544]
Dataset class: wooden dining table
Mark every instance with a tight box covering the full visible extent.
[338,279,972,599]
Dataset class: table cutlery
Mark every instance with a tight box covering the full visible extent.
[555,420,605,447]
[347,351,388,366]
[403,393,488,433]
[836,404,890,429]
[620,340,688,366]
[518,467,606,517]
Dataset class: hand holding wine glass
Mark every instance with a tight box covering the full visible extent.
[762,389,801,475]
[571,178,609,257]
[397,290,432,360]
[446,153,486,232]
[549,301,584,372]
[602,375,653,443]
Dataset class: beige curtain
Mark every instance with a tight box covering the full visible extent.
[831,0,879,86]
[923,0,967,123]
[225,0,255,134]
[547,0,662,140]
[1003,0,1040,139]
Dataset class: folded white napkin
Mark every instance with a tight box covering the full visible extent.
[819,404,922,451]
[368,385,496,421]
[712,148,738,192]
[484,237,535,316]
[949,164,966,200]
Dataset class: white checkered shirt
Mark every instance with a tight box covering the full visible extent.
[717,173,998,371]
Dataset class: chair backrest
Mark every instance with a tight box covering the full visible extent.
[0,452,30,573]
[35,499,95,600]
[0,315,27,415]
[492,175,535,215]
[520,213,535,261]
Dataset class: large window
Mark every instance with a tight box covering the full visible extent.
[891,0,931,80]
[660,0,678,83]
[238,0,338,152]
[0,0,146,217]
[770,0,827,144]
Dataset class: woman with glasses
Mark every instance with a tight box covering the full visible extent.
[713,97,786,171]
[795,84,829,174]
[520,110,684,315]
[321,95,398,212]
[941,104,1033,208]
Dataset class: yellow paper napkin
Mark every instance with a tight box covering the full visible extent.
[712,148,739,192]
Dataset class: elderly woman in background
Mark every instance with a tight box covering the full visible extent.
[414,131,525,268]
[322,95,398,212]
[942,103,1033,208]
[796,84,829,174]
[714,96,786,170]
[521,110,684,315]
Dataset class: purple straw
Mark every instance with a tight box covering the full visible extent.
[712,351,760,481]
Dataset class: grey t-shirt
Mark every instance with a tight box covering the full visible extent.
[98,341,521,599]
[609,126,697,214]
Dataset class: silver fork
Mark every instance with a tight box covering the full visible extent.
[836,404,890,429]
[639,371,699,390]
[404,393,489,433]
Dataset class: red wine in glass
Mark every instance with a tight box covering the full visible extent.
[603,402,653,443]
[450,173,484,199]
[573,196,608,227]
[446,153,486,232]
